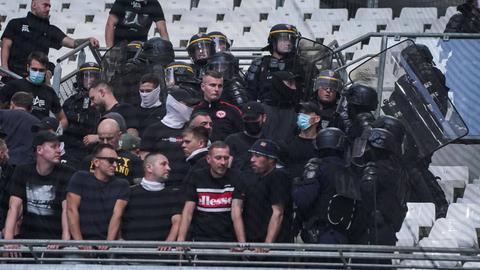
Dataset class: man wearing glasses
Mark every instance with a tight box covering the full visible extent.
[67,143,130,250]
[0,51,68,129]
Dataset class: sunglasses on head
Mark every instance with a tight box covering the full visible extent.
[95,156,121,165]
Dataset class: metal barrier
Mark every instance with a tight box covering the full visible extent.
[0,67,22,81]
[1,239,480,268]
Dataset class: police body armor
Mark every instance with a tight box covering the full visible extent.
[222,76,249,106]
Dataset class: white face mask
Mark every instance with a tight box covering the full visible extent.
[140,85,162,108]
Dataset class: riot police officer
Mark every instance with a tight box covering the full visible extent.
[445,0,480,33]
[245,23,300,103]
[186,33,216,79]
[62,62,102,165]
[109,37,174,106]
[207,31,231,52]
[164,61,202,98]
[204,52,249,106]
[293,127,359,244]
[312,69,343,128]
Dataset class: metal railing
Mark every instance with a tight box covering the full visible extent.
[0,66,22,80]
[1,239,479,268]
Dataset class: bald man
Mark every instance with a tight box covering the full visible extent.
[122,153,182,244]
[81,118,143,185]
[1,0,99,80]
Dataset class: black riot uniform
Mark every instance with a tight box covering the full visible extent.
[350,128,408,246]
[62,62,102,164]
[445,0,480,33]
[186,33,216,80]
[293,128,360,244]
[312,69,343,128]
[109,37,174,106]
[164,61,202,95]
[205,52,249,106]
[245,24,300,103]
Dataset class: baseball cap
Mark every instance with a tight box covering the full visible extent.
[119,133,141,151]
[32,131,60,148]
[31,117,59,132]
[242,101,265,121]
[248,139,280,160]
[100,112,127,133]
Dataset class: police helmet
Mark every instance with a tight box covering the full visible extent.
[367,128,398,154]
[372,115,406,144]
[187,33,216,66]
[205,52,238,81]
[76,62,101,91]
[139,37,175,65]
[345,84,378,112]
[265,24,299,55]
[314,69,343,93]
[207,31,231,52]
[401,44,434,67]
[126,41,144,60]
[165,61,196,87]
[315,127,346,152]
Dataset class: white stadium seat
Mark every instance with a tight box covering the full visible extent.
[282,0,319,16]
[406,202,436,228]
[429,218,477,248]
[354,8,392,25]
[310,8,348,25]
[385,18,427,32]
[462,184,480,204]
[400,7,438,20]
[69,1,106,12]
[223,9,261,23]
[238,0,276,10]
[446,203,480,229]
[396,218,419,246]
[162,0,191,10]
[444,6,458,20]
[338,20,378,36]
[429,165,469,182]
[197,0,233,10]
[266,8,303,26]
[305,20,333,39]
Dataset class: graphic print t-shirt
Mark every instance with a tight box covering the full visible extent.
[9,163,74,239]
[184,168,240,241]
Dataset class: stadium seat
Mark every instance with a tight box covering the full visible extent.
[399,7,438,20]
[429,165,469,182]
[282,0,319,18]
[338,20,378,36]
[236,30,267,48]
[238,0,277,10]
[305,20,333,39]
[0,1,19,13]
[184,8,220,24]
[418,237,460,268]
[396,218,420,246]
[162,0,191,10]
[168,23,197,47]
[50,11,87,25]
[426,17,449,33]
[223,9,262,23]
[196,0,233,10]
[206,22,244,41]
[69,1,106,12]
[464,262,480,268]
[354,8,392,25]
[163,8,187,23]
[385,19,427,33]
[266,8,303,26]
[429,218,477,248]
[437,179,466,204]
[310,8,348,26]
[461,184,480,204]
[406,203,436,228]
[446,203,480,229]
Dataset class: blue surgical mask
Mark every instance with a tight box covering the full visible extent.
[29,70,45,85]
[297,113,312,131]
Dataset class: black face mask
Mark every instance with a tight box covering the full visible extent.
[244,121,262,136]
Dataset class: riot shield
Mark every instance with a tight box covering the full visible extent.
[349,39,468,159]
[295,37,335,99]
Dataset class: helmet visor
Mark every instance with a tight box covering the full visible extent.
[314,76,342,92]
[275,33,296,54]
[207,62,233,79]
[192,41,214,61]
[165,64,194,87]
[81,69,101,90]
[165,68,176,87]
[211,36,230,52]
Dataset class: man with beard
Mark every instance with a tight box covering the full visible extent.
[85,80,139,147]
[232,139,293,251]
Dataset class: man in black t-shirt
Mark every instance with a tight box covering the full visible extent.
[3,131,75,257]
[122,153,182,242]
[0,0,99,79]
[84,80,140,146]
[106,0,169,47]
[177,141,239,243]
[232,139,293,251]
[136,73,166,136]
[82,118,143,185]
[0,52,68,128]
[67,144,129,248]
